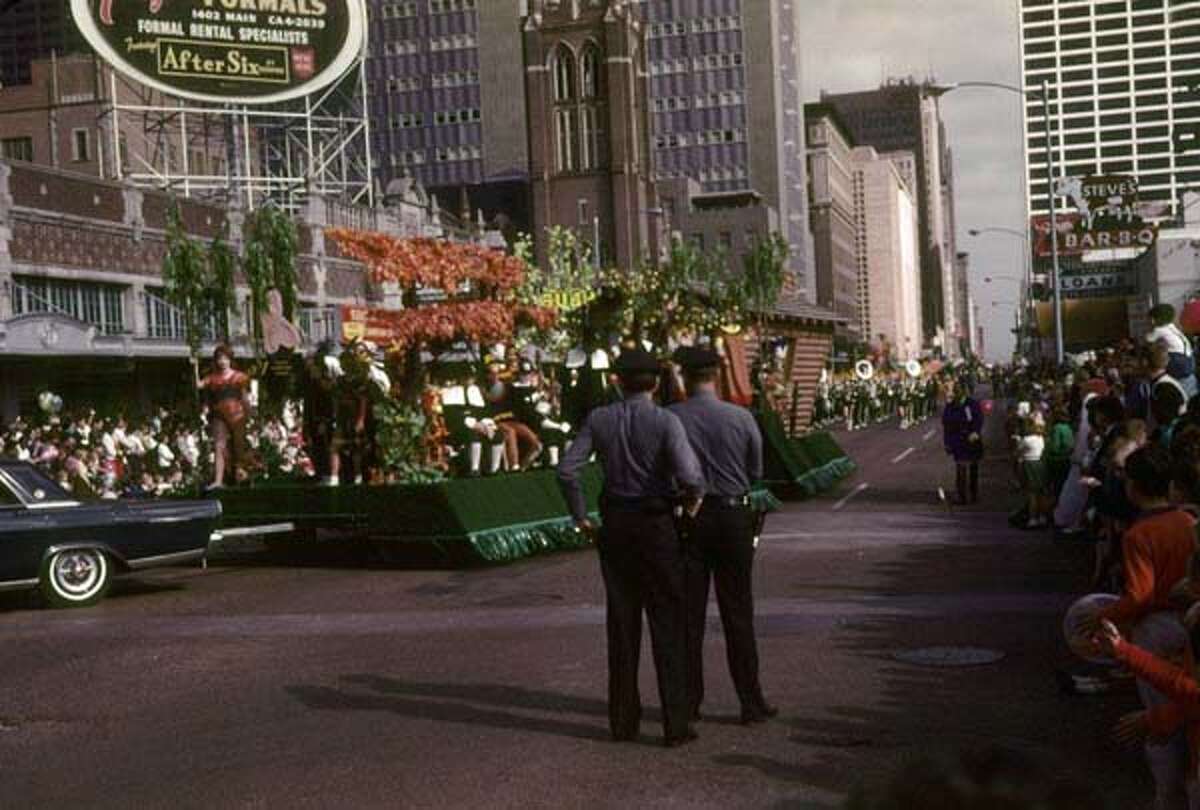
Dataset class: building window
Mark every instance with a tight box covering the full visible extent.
[580,105,601,170]
[11,276,125,335]
[556,108,576,172]
[71,129,90,163]
[553,44,579,172]
[143,288,222,341]
[553,45,576,103]
[581,44,601,99]
[1,137,33,162]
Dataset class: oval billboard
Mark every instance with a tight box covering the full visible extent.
[70,0,366,104]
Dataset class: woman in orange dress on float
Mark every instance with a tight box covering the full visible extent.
[196,344,253,489]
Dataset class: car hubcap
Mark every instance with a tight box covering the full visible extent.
[53,551,102,597]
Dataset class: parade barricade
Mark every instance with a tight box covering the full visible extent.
[757,410,857,498]
[210,465,781,567]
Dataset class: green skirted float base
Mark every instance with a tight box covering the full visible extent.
[213,464,781,567]
[757,411,857,499]
[213,466,603,565]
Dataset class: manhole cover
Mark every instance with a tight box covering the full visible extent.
[892,646,1005,667]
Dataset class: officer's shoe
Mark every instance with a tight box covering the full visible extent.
[740,704,779,725]
[663,728,699,748]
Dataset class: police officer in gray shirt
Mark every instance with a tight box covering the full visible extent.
[557,348,705,748]
[670,346,776,725]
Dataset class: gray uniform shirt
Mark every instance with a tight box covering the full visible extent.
[669,390,763,497]
[557,392,705,523]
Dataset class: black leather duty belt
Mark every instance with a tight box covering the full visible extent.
[702,494,751,509]
[600,494,675,514]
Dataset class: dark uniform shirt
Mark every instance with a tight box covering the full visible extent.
[557,393,704,523]
[669,390,763,497]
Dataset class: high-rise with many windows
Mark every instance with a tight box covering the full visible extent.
[368,0,813,291]
[1019,0,1200,216]
[821,81,961,350]
[641,0,813,295]
[0,0,87,88]
[366,0,530,209]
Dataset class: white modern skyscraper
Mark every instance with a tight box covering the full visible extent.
[1019,0,1200,217]
[850,146,923,359]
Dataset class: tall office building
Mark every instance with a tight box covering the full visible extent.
[821,80,961,352]
[0,0,87,88]
[368,0,815,292]
[1018,0,1200,217]
[642,0,813,297]
[850,146,923,360]
[366,0,529,219]
[805,103,860,332]
[954,251,974,356]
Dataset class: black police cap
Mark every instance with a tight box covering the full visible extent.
[673,346,721,371]
[614,348,661,374]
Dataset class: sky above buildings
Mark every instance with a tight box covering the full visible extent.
[801,0,1025,361]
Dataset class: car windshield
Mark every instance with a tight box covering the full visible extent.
[3,465,76,504]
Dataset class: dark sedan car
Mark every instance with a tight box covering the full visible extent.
[0,461,221,608]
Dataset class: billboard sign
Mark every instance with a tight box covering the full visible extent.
[1057,263,1137,300]
[1031,212,1082,258]
[1055,175,1140,231]
[70,0,366,104]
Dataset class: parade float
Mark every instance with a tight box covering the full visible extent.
[175,221,851,565]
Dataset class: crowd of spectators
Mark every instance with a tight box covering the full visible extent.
[995,304,1200,808]
[0,405,310,499]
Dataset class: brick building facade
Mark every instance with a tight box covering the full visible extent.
[522,0,660,272]
[0,159,400,419]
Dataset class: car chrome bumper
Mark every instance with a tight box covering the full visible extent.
[125,548,208,570]
[207,523,296,547]
[0,577,39,593]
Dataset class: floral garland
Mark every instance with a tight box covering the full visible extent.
[324,229,556,350]
[326,229,529,295]
[350,302,556,350]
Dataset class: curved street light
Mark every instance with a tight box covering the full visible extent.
[931,80,1064,365]
[967,227,1034,352]
[968,226,1028,242]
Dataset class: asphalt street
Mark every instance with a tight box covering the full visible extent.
[2,403,1152,809]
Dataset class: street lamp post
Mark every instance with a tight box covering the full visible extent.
[968,227,1032,355]
[930,80,1065,365]
[1042,79,1065,366]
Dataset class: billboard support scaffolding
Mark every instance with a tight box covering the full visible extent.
[104,57,372,212]
[76,0,372,212]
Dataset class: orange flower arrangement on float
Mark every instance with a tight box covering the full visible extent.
[325,228,555,349]
[326,229,529,294]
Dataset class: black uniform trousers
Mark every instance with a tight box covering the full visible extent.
[683,502,767,715]
[596,503,690,741]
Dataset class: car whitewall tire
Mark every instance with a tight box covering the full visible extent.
[40,548,112,609]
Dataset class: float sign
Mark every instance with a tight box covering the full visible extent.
[70,0,366,104]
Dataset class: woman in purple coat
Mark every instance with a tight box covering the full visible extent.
[942,381,984,504]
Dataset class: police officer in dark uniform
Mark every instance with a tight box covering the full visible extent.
[557,348,705,748]
[670,346,777,724]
